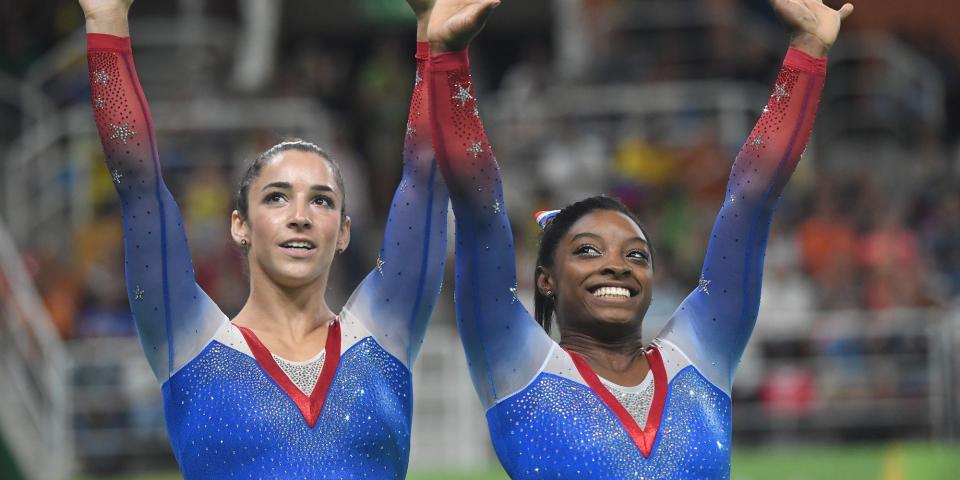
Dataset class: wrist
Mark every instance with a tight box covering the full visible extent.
[416,19,429,43]
[429,41,465,55]
[84,9,130,36]
[429,48,469,71]
[416,41,429,60]
[785,46,827,76]
[789,33,830,58]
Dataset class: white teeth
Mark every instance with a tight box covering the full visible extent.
[592,286,631,298]
[283,241,313,249]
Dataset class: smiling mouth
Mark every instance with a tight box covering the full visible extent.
[279,240,317,251]
[589,286,637,299]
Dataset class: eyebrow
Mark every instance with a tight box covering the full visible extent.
[570,232,649,245]
[261,181,336,194]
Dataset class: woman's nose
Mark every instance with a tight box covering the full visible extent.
[288,204,312,229]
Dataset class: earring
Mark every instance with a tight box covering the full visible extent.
[545,290,553,297]
[240,239,248,247]
[336,248,343,255]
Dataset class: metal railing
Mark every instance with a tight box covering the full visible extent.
[0,219,71,480]
[733,308,960,443]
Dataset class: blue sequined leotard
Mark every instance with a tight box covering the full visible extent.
[427,48,826,479]
[87,35,447,479]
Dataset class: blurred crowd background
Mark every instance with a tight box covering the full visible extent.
[0,0,958,478]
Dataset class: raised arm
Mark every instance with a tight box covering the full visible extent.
[82,0,225,382]
[342,1,449,367]
[661,0,853,392]
[426,0,555,408]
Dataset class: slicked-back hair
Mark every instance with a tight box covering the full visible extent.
[235,139,346,223]
[533,195,653,334]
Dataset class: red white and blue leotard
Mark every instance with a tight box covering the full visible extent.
[427,48,825,479]
[87,35,447,479]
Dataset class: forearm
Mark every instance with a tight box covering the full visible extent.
[347,42,448,365]
[427,48,554,407]
[682,47,826,373]
[730,47,825,209]
[426,49,500,220]
[88,32,211,381]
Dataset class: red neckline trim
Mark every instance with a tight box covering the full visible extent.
[566,345,667,458]
[236,319,341,428]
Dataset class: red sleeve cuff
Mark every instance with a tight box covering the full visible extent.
[429,49,470,72]
[784,47,827,76]
[416,42,430,60]
[87,33,131,53]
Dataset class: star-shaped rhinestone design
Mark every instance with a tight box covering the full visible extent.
[94,70,110,85]
[698,276,711,295]
[406,124,416,138]
[467,142,483,158]
[111,169,123,185]
[509,284,520,303]
[772,83,789,103]
[452,83,474,108]
[376,256,386,276]
[762,105,770,114]
[110,123,136,145]
[729,194,737,205]
[473,105,480,118]
[750,135,764,148]
[94,97,106,109]
[492,200,502,214]
[134,285,145,301]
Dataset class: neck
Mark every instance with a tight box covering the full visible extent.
[560,325,648,384]
[235,271,335,344]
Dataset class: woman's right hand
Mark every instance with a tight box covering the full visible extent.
[80,0,132,36]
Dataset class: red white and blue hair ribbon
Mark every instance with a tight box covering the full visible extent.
[535,210,561,230]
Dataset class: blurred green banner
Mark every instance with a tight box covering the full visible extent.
[359,0,413,23]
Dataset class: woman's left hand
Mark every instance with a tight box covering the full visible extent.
[770,0,854,57]
[427,0,501,53]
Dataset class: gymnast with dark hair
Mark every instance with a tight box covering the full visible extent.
[79,0,448,477]
[425,0,852,477]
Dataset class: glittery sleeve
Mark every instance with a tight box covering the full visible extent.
[87,34,226,383]
[427,50,555,408]
[659,48,826,393]
[342,43,449,367]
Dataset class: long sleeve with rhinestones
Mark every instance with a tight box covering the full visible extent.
[342,43,449,366]
[86,34,225,382]
[660,48,826,391]
[427,50,554,408]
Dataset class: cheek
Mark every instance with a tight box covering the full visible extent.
[247,211,283,245]
[250,217,275,239]
[556,266,586,296]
